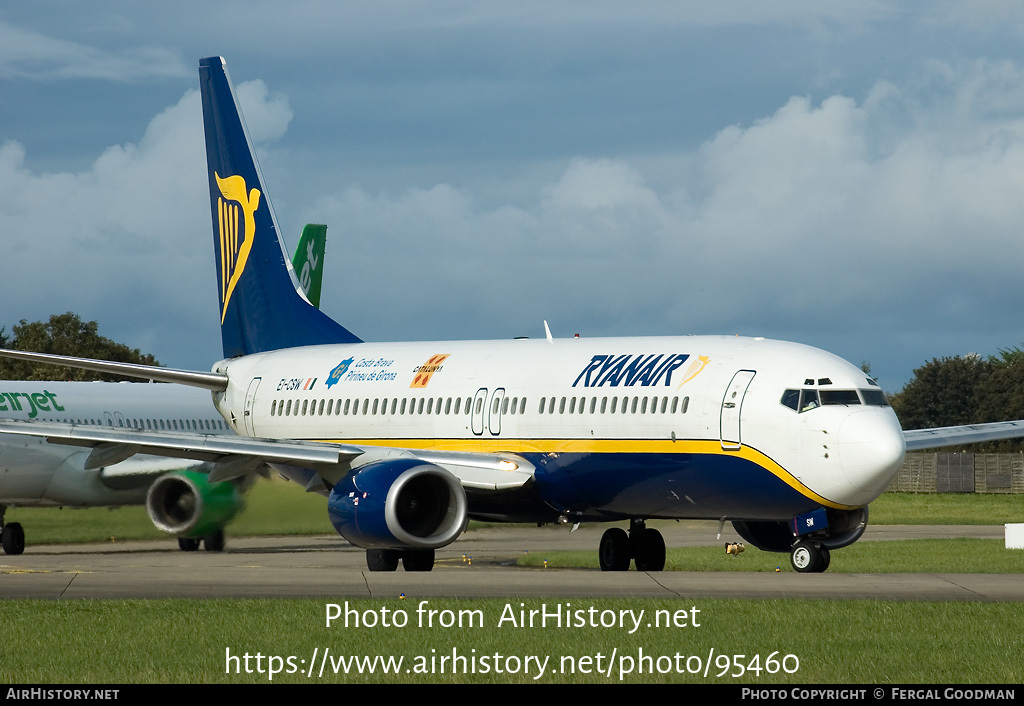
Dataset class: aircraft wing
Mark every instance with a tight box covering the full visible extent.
[98,455,225,490]
[903,420,1024,451]
[0,420,534,491]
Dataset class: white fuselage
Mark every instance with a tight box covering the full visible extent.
[212,334,906,522]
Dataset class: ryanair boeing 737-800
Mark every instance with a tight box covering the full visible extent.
[1,57,1021,573]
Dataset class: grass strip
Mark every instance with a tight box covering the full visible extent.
[1,598,1021,684]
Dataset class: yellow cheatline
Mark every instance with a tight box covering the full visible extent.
[316,436,857,510]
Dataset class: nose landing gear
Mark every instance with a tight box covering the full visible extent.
[790,539,830,573]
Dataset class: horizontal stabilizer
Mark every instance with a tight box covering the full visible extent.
[0,348,227,391]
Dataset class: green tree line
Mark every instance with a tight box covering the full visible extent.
[888,348,1024,450]
[0,313,158,382]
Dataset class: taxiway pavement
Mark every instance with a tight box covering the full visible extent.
[1,522,1020,601]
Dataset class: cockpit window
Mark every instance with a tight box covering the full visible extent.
[781,389,800,411]
[782,389,821,412]
[861,389,889,406]
[800,389,820,412]
[820,390,861,406]
[784,386,889,412]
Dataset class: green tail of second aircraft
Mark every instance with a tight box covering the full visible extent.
[292,224,327,309]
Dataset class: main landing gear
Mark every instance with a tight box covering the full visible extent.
[366,548,436,572]
[177,529,226,552]
[1,523,25,556]
[599,519,665,571]
[0,506,24,556]
[790,539,830,573]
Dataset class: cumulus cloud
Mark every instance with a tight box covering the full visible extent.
[305,59,1024,387]
[0,80,291,365]
[4,54,1024,388]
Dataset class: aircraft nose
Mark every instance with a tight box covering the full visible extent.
[835,409,906,505]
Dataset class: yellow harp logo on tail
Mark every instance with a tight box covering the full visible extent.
[215,172,261,323]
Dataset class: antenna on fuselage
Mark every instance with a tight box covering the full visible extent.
[544,320,553,342]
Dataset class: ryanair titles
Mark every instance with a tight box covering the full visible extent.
[573,354,689,388]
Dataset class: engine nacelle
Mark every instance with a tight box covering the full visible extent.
[146,470,245,538]
[327,459,467,550]
[732,506,869,552]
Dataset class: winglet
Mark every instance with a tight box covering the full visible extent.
[198,57,360,357]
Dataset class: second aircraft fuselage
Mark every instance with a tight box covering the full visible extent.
[0,381,230,507]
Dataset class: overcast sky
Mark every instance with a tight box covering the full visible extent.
[3,2,1024,391]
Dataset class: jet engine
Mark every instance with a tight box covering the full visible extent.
[146,470,245,539]
[327,459,467,549]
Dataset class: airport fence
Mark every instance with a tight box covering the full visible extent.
[889,453,1024,493]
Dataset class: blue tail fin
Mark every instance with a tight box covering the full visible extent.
[198,56,361,358]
